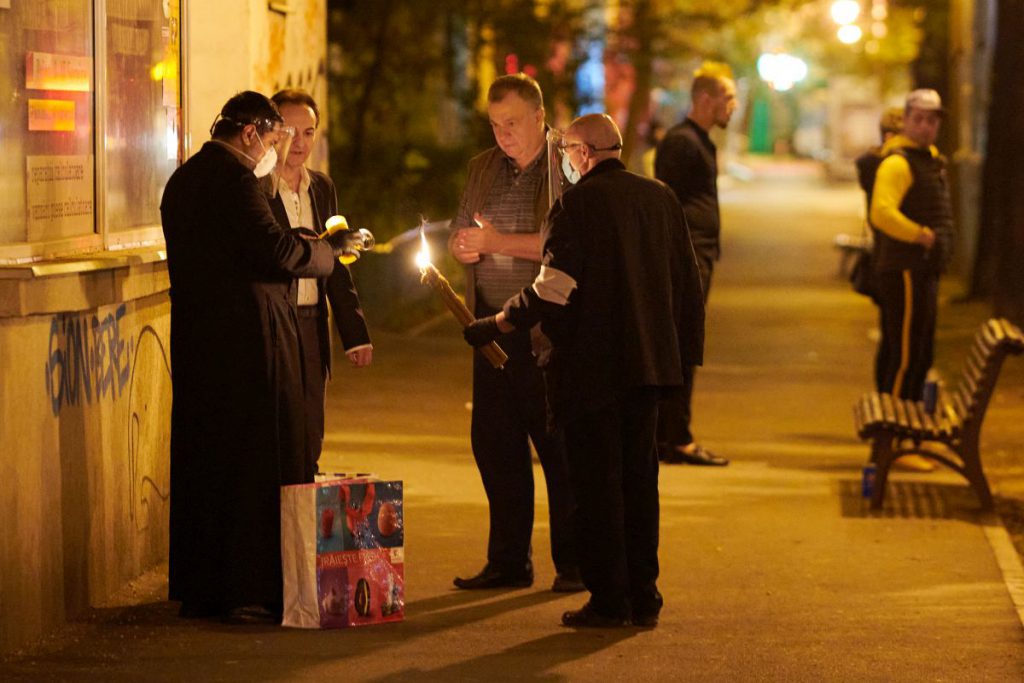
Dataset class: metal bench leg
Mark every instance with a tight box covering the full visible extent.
[959,442,994,510]
[870,435,897,510]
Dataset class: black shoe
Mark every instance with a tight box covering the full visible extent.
[630,589,662,627]
[561,602,628,628]
[551,567,586,593]
[631,611,659,628]
[222,605,280,625]
[178,601,220,619]
[664,444,728,466]
[453,562,533,590]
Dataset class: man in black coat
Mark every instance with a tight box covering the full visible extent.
[160,91,352,623]
[464,114,705,628]
[654,64,736,466]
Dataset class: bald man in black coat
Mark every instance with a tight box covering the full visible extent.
[464,114,705,628]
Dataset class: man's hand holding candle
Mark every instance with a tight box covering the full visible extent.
[463,312,514,347]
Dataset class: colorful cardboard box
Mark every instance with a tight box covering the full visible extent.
[282,477,404,628]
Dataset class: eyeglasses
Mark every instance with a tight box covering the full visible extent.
[271,124,296,139]
[209,114,295,138]
[558,140,623,153]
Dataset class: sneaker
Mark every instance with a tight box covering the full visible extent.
[892,454,935,472]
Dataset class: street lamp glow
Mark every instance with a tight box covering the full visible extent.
[757,53,808,92]
[837,24,863,44]
[831,0,861,25]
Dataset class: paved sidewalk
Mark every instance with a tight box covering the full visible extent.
[3,163,1023,681]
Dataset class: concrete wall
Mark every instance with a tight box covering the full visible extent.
[0,263,172,654]
[188,0,330,171]
[0,0,328,656]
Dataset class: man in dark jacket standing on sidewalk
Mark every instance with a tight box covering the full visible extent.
[654,63,736,466]
[463,114,705,627]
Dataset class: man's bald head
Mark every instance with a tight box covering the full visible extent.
[562,114,623,181]
[567,114,623,158]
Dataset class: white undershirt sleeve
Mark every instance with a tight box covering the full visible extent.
[531,265,577,306]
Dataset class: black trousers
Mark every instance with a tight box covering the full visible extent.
[563,387,661,619]
[471,319,576,574]
[657,248,714,448]
[297,310,325,483]
[875,268,938,400]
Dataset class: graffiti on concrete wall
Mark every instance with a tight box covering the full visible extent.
[44,303,172,532]
[45,303,133,416]
[127,324,172,530]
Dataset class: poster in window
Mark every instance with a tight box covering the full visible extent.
[26,155,95,242]
[28,99,76,132]
[25,52,93,92]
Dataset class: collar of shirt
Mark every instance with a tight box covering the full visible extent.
[276,167,314,229]
[503,146,546,178]
[278,166,311,197]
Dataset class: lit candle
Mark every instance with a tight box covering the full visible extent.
[415,226,507,369]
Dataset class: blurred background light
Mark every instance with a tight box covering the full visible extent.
[831,0,861,25]
[837,24,864,44]
[757,53,808,91]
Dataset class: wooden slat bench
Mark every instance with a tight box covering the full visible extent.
[833,232,869,277]
[853,317,1024,510]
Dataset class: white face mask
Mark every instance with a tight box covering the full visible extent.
[252,133,278,178]
[561,152,581,185]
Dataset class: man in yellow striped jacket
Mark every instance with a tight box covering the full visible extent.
[869,89,953,417]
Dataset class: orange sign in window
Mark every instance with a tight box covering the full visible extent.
[25,52,93,92]
[28,99,76,132]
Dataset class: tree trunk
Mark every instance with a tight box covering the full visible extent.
[976,0,1024,324]
[619,0,653,167]
[348,0,395,169]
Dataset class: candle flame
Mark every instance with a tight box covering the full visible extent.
[415,225,431,270]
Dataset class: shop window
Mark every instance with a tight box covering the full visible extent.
[103,0,181,248]
[0,1,97,261]
[0,0,181,263]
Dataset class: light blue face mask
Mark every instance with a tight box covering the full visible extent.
[561,152,581,185]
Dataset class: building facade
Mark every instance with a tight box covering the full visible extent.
[0,0,328,654]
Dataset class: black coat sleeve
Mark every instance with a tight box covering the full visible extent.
[226,169,336,279]
[315,172,371,349]
[654,131,699,202]
[502,196,582,329]
[666,188,705,367]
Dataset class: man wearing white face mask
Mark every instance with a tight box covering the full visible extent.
[161,91,357,624]
[463,114,705,627]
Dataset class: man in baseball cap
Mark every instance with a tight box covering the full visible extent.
[905,88,944,112]
[867,87,953,472]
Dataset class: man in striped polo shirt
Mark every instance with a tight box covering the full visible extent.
[448,74,581,593]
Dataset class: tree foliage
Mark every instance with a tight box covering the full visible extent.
[327,0,585,241]
[328,0,930,227]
